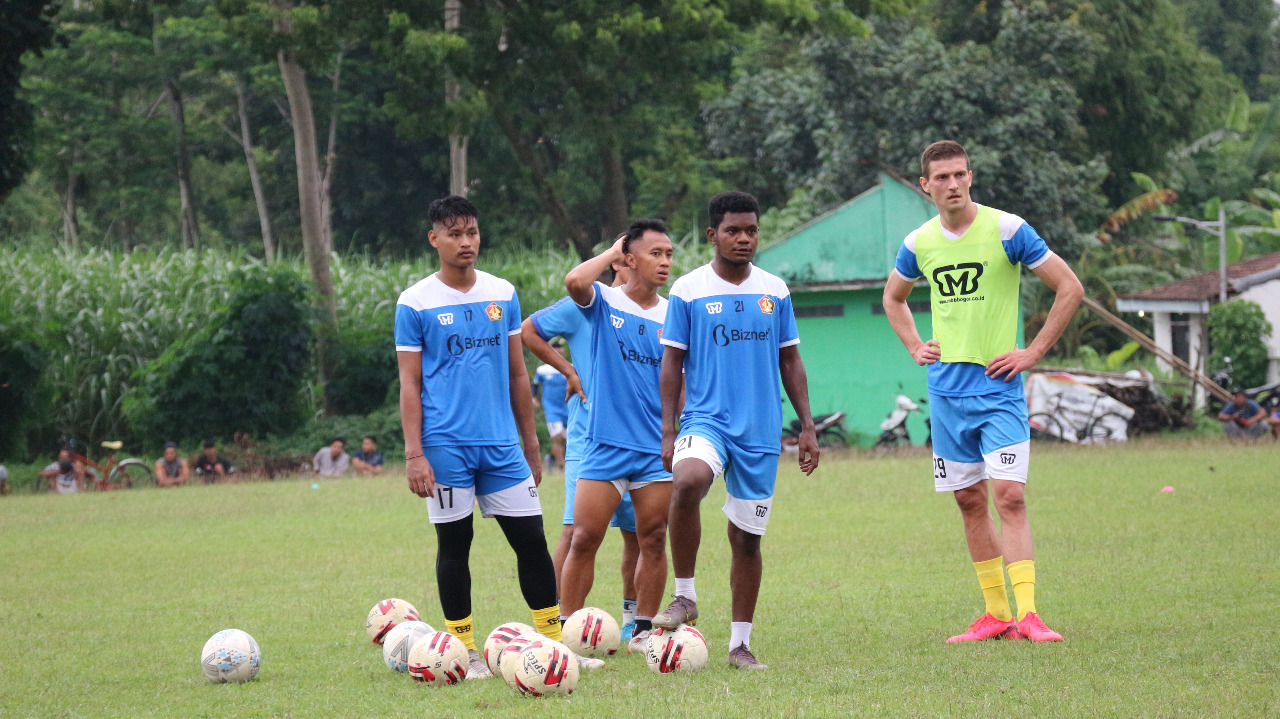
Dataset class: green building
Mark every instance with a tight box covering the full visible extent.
[755,172,940,446]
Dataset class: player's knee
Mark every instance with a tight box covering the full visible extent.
[993,486,1026,517]
[434,517,474,559]
[635,524,667,555]
[953,486,988,516]
[671,477,708,507]
[727,525,761,557]
[568,523,606,554]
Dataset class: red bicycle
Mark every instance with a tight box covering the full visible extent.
[40,438,155,491]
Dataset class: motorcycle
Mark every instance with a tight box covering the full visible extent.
[781,411,850,449]
[874,391,931,450]
[1209,356,1280,414]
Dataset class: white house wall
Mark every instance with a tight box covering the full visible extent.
[1237,279,1280,384]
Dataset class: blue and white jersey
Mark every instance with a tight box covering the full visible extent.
[533,364,569,424]
[394,271,522,447]
[529,297,594,461]
[578,282,667,454]
[662,264,799,454]
[893,206,1053,398]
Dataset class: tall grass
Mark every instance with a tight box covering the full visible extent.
[1,238,713,454]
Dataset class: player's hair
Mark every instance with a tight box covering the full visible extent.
[708,191,759,231]
[362,435,377,444]
[331,436,346,446]
[622,218,669,254]
[428,195,479,229]
[919,140,969,178]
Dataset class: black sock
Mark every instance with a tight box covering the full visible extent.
[494,514,558,610]
[635,618,653,632]
[434,515,474,620]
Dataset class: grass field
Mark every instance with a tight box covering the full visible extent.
[1,439,1277,718]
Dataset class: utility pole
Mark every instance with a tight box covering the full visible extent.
[445,0,468,196]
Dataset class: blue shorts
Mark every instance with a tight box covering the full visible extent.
[673,427,779,535]
[563,459,636,533]
[424,444,530,494]
[929,392,1031,492]
[578,443,671,487]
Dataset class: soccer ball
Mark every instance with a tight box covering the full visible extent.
[561,607,620,657]
[407,630,469,686]
[511,640,579,697]
[483,622,536,674]
[499,632,543,687]
[201,629,261,683]
[382,620,434,673]
[365,598,420,645]
[644,624,708,674]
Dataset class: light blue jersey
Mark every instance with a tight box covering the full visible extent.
[529,297,593,461]
[578,282,667,454]
[893,207,1052,398]
[394,271,522,447]
[533,364,569,424]
[662,264,799,454]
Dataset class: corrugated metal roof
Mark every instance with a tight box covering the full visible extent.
[755,172,937,288]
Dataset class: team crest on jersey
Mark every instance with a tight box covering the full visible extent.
[757,296,775,314]
[485,302,503,321]
[438,312,454,325]
[610,314,625,328]
[706,301,723,314]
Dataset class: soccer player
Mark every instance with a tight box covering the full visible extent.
[532,352,569,469]
[656,192,820,670]
[558,219,675,653]
[882,140,1083,642]
[521,259,644,640]
[395,195,564,679]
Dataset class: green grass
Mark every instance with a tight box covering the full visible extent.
[0,439,1277,718]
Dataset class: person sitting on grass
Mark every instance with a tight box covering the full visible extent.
[1269,408,1280,440]
[1217,389,1269,441]
[351,436,384,476]
[194,440,234,483]
[314,437,350,478]
[41,448,85,494]
[155,441,191,487]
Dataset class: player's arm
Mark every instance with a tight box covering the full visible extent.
[521,318,587,403]
[397,350,436,498]
[178,458,190,483]
[660,346,686,472]
[74,461,85,491]
[779,346,820,475]
[883,271,939,365]
[507,335,543,486]
[565,237,624,307]
[987,255,1084,380]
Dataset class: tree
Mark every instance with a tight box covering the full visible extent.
[1170,0,1277,98]
[1207,299,1273,388]
[0,0,57,203]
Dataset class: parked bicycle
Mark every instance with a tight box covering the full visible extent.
[1029,393,1128,444]
[36,438,154,491]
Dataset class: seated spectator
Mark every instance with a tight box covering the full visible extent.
[194,440,234,483]
[0,464,7,495]
[313,437,350,478]
[155,441,191,487]
[40,448,85,494]
[1217,389,1269,440]
[351,435,384,476]
[1270,408,1280,440]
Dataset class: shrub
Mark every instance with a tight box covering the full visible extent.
[1207,299,1273,389]
[0,321,54,460]
[123,268,314,445]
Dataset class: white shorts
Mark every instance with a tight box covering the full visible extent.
[426,476,542,524]
[933,440,1031,492]
[673,434,775,536]
[546,421,566,437]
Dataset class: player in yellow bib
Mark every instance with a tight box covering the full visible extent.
[883,141,1083,642]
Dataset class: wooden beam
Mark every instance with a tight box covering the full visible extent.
[1079,296,1232,403]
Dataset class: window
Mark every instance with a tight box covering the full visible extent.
[794,305,844,318]
[1171,312,1190,364]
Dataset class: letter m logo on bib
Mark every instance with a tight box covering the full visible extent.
[931,263,984,297]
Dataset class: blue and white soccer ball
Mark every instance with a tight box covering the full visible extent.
[201,629,261,683]
[382,620,434,673]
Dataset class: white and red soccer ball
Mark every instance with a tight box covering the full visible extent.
[561,607,620,658]
[512,639,579,697]
[382,620,434,673]
[407,630,469,686]
[365,598,420,645]
[644,624,708,674]
[483,622,536,675]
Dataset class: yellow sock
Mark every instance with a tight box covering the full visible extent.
[974,556,1013,622]
[445,615,477,651]
[531,605,562,641]
[1007,559,1036,621]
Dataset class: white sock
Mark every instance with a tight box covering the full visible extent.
[622,599,637,625]
[674,577,697,602]
[730,622,752,650]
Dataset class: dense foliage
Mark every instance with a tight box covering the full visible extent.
[1206,299,1274,389]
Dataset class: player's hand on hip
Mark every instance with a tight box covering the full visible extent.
[566,372,587,404]
[407,456,435,498]
[797,428,820,475]
[524,443,543,486]
[661,431,676,473]
[985,347,1041,381]
[912,340,941,366]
